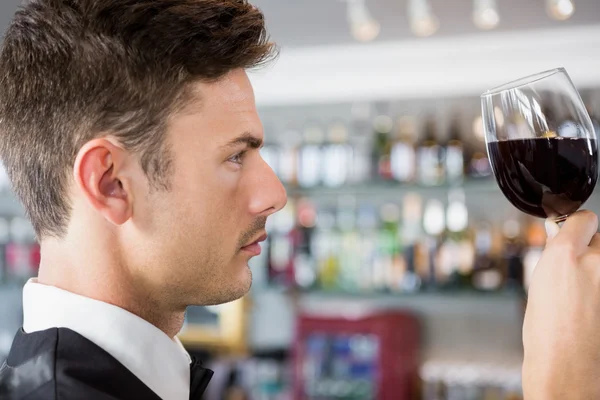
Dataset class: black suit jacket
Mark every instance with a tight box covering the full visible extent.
[0,328,213,400]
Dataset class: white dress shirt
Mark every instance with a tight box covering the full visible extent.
[22,279,191,400]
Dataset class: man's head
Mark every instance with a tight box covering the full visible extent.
[0,0,287,307]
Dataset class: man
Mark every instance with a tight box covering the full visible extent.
[0,2,599,400]
[0,0,286,399]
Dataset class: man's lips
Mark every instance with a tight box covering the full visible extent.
[240,234,268,256]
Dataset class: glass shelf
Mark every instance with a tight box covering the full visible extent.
[284,178,499,198]
[255,285,525,301]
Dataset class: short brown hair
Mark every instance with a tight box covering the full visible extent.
[0,0,276,238]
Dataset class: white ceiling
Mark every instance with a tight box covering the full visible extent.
[252,0,600,47]
[1,0,598,106]
[1,1,598,47]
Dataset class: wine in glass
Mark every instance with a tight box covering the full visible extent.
[482,67,598,222]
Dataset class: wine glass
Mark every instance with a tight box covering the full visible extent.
[481,67,598,222]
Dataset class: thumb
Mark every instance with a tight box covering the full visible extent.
[545,219,560,242]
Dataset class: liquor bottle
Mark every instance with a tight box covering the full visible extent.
[223,364,250,400]
[260,143,280,179]
[278,127,300,187]
[400,192,423,293]
[417,117,445,186]
[267,200,297,288]
[336,196,361,292]
[472,219,519,292]
[294,198,318,290]
[351,135,371,185]
[371,115,394,181]
[502,218,525,291]
[468,150,493,179]
[421,199,445,288]
[313,207,340,291]
[356,203,378,293]
[445,116,465,185]
[0,217,9,284]
[391,116,417,183]
[297,123,324,188]
[5,217,39,283]
[472,221,494,273]
[468,116,493,179]
[322,121,353,188]
[438,189,473,289]
[350,107,373,184]
[375,203,404,292]
[471,232,503,292]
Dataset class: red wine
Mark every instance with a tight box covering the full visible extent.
[488,137,598,219]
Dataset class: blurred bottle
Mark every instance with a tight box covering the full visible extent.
[400,193,423,293]
[260,143,280,179]
[472,221,494,274]
[251,359,287,400]
[371,115,394,181]
[421,199,445,288]
[297,123,325,188]
[223,365,250,400]
[417,117,445,186]
[313,208,340,291]
[322,122,353,188]
[502,219,525,291]
[356,203,378,293]
[472,219,519,292]
[468,115,493,179]
[391,116,417,184]
[6,217,40,283]
[336,196,362,292]
[0,217,9,283]
[267,201,297,288]
[350,106,373,184]
[278,127,299,187]
[445,116,465,185]
[438,189,473,289]
[377,203,404,292]
[347,334,378,399]
[421,361,523,400]
[294,198,318,290]
[305,333,330,398]
[469,150,493,179]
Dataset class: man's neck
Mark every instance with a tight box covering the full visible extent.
[37,240,185,338]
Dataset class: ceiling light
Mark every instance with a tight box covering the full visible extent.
[546,0,575,21]
[346,0,380,42]
[408,0,439,37]
[473,0,500,30]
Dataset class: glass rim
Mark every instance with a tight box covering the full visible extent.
[481,67,566,98]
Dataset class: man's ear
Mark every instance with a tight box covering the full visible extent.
[73,138,134,226]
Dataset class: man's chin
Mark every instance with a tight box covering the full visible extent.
[194,267,252,306]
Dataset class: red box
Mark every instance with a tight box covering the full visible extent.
[293,311,420,400]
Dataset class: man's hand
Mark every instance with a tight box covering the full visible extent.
[523,210,600,399]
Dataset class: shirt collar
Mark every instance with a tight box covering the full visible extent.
[22,279,191,400]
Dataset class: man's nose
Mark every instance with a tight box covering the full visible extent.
[248,158,288,217]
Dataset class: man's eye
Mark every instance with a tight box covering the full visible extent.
[228,151,247,165]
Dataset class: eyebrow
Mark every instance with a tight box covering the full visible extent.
[222,132,263,150]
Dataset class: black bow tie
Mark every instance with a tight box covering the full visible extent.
[189,356,214,400]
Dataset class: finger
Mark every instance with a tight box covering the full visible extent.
[590,233,600,249]
[545,219,560,241]
[552,210,599,254]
